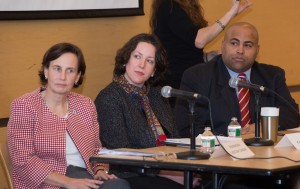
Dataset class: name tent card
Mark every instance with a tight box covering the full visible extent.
[275,133,300,150]
[210,139,254,159]
[210,146,227,158]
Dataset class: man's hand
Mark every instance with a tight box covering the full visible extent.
[242,123,255,134]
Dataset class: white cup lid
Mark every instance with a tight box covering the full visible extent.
[261,107,279,116]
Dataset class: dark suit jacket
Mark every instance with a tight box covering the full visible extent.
[175,55,299,137]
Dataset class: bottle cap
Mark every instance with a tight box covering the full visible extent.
[231,117,238,121]
[204,127,211,131]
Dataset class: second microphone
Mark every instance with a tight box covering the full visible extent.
[161,86,202,99]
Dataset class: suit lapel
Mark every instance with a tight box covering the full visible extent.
[216,59,240,118]
[249,63,267,121]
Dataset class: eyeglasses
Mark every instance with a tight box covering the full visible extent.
[143,152,177,161]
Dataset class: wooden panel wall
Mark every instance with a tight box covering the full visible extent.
[0,0,299,118]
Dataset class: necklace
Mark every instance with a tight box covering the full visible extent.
[42,91,69,118]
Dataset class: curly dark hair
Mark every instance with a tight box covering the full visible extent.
[38,42,86,88]
[114,33,168,86]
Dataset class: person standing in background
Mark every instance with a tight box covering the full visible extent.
[150,0,252,108]
[7,43,130,189]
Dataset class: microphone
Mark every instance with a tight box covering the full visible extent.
[229,77,268,92]
[161,86,201,99]
[230,77,300,122]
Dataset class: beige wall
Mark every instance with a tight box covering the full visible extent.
[0,127,9,189]
[0,0,300,118]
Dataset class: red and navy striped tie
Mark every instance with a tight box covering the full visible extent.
[238,73,250,127]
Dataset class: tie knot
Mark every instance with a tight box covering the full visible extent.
[238,73,246,81]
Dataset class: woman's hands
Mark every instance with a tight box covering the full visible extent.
[64,178,103,189]
[94,170,118,181]
[195,0,253,48]
[64,170,118,189]
[45,171,103,189]
[230,0,253,16]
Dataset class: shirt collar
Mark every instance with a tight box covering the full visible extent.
[226,67,252,82]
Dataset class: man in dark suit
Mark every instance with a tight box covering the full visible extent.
[175,22,299,137]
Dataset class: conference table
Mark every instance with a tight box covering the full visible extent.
[90,133,300,189]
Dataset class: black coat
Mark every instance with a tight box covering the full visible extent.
[95,82,177,149]
[94,82,178,177]
[175,55,299,137]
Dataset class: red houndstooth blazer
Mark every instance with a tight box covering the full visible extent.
[8,87,102,188]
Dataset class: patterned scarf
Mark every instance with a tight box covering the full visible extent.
[114,75,166,146]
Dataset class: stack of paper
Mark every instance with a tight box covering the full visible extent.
[98,149,155,157]
[165,136,242,147]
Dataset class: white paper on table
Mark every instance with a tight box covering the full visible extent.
[98,149,155,157]
[275,133,300,150]
[165,138,202,147]
[165,136,242,147]
[210,139,254,160]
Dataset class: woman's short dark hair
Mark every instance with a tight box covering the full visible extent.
[114,33,168,86]
[38,42,86,88]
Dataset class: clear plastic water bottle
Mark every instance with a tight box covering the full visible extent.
[200,127,215,154]
[227,117,241,138]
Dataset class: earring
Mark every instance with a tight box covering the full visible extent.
[75,81,78,85]
[151,73,154,77]
[45,75,48,79]
[123,64,126,67]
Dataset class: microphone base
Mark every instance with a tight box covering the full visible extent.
[176,150,210,160]
[244,137,274,146]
